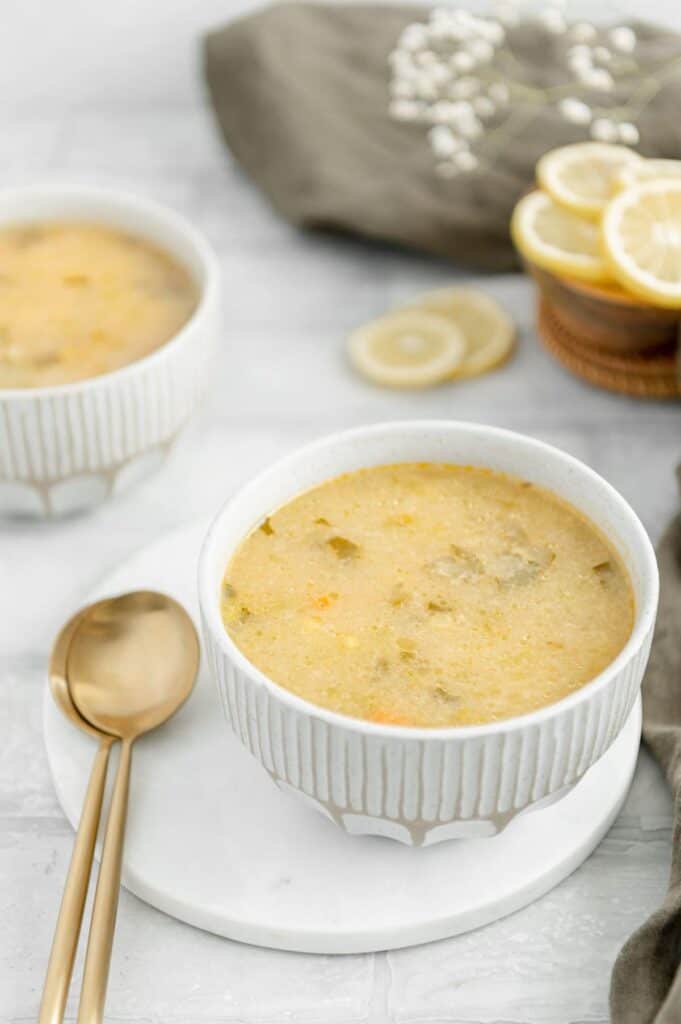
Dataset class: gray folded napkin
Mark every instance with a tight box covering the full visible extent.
[611,504,681,1023]
[204,3,681,270]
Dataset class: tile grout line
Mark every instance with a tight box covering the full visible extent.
[367,952,394,1024]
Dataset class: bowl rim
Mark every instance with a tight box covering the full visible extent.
[527,260,666,311]
[0,182,220,400]
[199,419,659,740]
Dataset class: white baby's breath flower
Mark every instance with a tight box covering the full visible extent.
[573,65,589,83]
[449,25,468,42]
[458,116,483,140]
[449,76,480,99]
[571,21,597,43]
[568,44,591,62]
[568,55,590,75]
[590,68,614,91]
[398,65,421,86]
[449,14,473,40]
[389,9,637,182]
[428,100,456,124]
[389,49,413,73]
[429,21,455,41]
[414,73,439,101]
[390,99,422,121]
[539,8,566,34]
[452,51,476,73]
[618,121,640,145]
[429,124,459,158]
[559,97,592,125]
[400,23,428,51]
[416,49,438,67]
[591,117,618,141]
[473,95,496,117]
[489,82,510,105]
[434,63,453,86]
[454,150,479,171]
[434,12,468,41]
[494,3,519,28]
[480,20,505,45]
[427,11,451,32]
[567,47,592,73]
[610,26,636,53]
[469,39,494,62]
[449,100,475,121]
[391,79,415,99]
[578,67,614,91]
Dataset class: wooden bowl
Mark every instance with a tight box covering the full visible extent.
[528,264,680,354]
[537,298,681,399]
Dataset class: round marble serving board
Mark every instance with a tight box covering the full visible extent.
[43,520,642,954]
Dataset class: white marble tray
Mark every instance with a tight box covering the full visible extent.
[43,521,641,954]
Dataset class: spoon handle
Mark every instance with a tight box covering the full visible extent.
[77,738,133,1024]
[39,736,114,1024]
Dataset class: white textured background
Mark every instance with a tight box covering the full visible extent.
[3,0,681,109]
[2,2,681,1022]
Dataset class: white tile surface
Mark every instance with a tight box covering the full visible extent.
[1,3,681,1019]
[1,1,680,110]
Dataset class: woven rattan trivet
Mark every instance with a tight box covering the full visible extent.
[537,298,681,399]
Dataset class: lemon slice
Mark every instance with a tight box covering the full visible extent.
[347,310,466,388]
[602,179,681,307]
[405,287,515,378]
[614,158,681,192]
[537,142,642,219]
[511,190,610,283]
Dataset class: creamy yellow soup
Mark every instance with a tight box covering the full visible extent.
[221,463,634,728]
[0,221,198,388]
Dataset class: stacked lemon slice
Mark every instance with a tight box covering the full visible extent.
[348,287,516,389]
[512,142,681,309]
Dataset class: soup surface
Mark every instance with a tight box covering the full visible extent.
[0,221,198,387]
[221,463,634,727]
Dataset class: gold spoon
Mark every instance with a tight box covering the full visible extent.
[40,605,118,1024]
[66,591,200,1024]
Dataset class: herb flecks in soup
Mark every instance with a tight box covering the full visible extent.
[221,464,634,728]
[0,222,198,387]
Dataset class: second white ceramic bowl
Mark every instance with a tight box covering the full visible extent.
[199,421,658,846]
[0,185,220,517]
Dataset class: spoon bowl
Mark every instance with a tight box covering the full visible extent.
[67,590,199,739]
[49,606,106,739]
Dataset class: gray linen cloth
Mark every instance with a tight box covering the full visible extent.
[611,504,681,1023]
[204,3,681,270]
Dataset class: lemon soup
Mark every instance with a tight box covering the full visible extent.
[221,463,634,728]
[0,222,198,387]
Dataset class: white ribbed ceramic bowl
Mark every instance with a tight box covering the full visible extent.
[199,421,658,847]
[0,185,220,517]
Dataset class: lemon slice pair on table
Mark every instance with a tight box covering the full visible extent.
[513,142,681,308]
[348,289,515,389]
